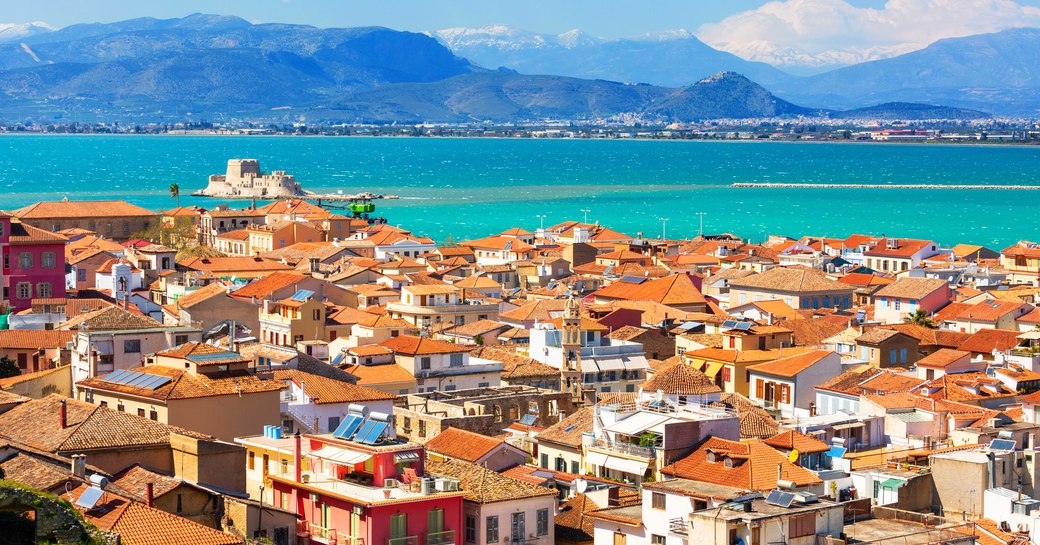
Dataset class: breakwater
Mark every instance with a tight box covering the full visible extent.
[732,183,1040,190]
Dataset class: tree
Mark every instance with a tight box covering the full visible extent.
[904,309,935,327]
[169,183,180,207]
[0,356,19,379]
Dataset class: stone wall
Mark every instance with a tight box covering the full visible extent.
[0,480,117,544]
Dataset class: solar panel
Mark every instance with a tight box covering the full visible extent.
[990,439,1017,451]
[504,241,513,252]
[125,373,153,387]
[603,264,614,275]
[735,322,753,331]
[330,353,345,366]
[519,414,536,425]
[101,370,130,383]
[333,415,365,440]
[357,422,389,445]
[76,487,104,509]
[354,420,380,443]
[291,289,315,302]
[765,490,796,508]
[113,371,142,385]
[722,320,738,329]
[619,276,647,284]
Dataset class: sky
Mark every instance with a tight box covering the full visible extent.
[7,0,1040,69]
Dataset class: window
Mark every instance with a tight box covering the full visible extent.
[15,283,30,300]
[780,384,791,404]
[465,515,477,544]
[418,420,426,438]
[571,460,580,474]
[248,451,255,470]
[123,222,131,234]
[124,339,142,353]
[328,416,340,433]
[137,408,145,417]
[36,283,52,298]
[429,509,445,543]
[652,492,666,510]
[449,353,464,367]
[486,515,499,544]
[651,536,666,545]
[420,357,431,370]
[77,268,86,281]
[614,532,627,545]
[150,409,158,421]
[391,514,408,540]
[18,252,31,269]
[536,508,548,536]
[41,252,56,269]
[540,453,549,469]
[175,335,189,345]
[790,513,815,538]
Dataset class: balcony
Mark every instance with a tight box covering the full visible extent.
[311,525,334,542]
[337,534,366,545]
[669,518,689,536]
[589,437,654,458]
[427,530,456,545]
[387,536,418,545]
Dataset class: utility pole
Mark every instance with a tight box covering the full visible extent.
[536,214,547,230]
[695,212,708,237]
[581,208,591,223]
[657,217,669,240]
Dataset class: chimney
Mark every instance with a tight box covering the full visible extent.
[70,454,86,479]
[294,432,303,482]
[310,257,319,274]
[59,399,67,429]
[146,482,155,507]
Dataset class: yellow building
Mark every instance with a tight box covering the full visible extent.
[260,291,328,346]
[75,342,284,442]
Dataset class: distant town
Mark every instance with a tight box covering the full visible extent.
[1,192,1040,545]
[3,118,1040,144]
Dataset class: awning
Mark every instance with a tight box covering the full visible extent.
[688,359,706,370]
[621,355,649,371]
[594,357,626,371]
[827,446,847,459]
[394,451,420,463]
[879,478,905,489]
[704,362,724,378]
[832,422,865,430]
[311,445,372,466]
[603,412,672,436]
[603,456,650,477]
[585,451,609,467]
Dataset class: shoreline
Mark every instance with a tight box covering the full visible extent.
[733,182,1040,190]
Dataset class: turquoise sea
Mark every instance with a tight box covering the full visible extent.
[0,135,1036,247]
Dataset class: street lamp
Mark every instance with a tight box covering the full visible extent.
[580,208,591,223]
[695,212,708,237]
[536,214,547,230]
[657,217,669,240]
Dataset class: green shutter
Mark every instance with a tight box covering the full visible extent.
[429,509,444,533]
[391,514,408,539]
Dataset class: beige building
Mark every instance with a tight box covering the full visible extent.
[14,200,158,241]
[260,293,328,346]
[75,342,283,442]
[387,284,501,330]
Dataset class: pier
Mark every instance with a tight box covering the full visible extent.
[732,183,1040,190]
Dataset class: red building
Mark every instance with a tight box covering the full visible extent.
[0,214,67,311]
[266,431,464,545]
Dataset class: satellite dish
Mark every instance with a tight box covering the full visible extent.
[576,479,588,493]
[789,449,800,463]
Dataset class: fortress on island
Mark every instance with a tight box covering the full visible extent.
[197,159,307,198]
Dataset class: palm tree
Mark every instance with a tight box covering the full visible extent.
[904,309,935,327]
[169,183,180,207]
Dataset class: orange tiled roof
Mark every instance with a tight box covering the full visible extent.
[661,437,821,491]
[381,335,472,355]
[0,329,74,350]
[592,273,706,306]
[339,363,416,387]
[747,349,835,378]
[425,427,510,462]
[273,369,394,404]
[230,271,308,298]
[916,348,970,368]
[641,362,721,395]
[958,328,1023,354]
[763,429,830,453]
[15,200,157,219]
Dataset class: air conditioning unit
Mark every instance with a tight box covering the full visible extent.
[384,478,398,489]
[421,477,436,495]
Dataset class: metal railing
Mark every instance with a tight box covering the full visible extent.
[426,530,456,545]
[310,525,334,541]
[589,437,654,458]
[387,536,419,545]
[669,518,689,535]
[337,533,365,545]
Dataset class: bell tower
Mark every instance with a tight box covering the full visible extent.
[561,297,584,402]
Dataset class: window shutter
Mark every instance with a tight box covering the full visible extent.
[755,379,764,398]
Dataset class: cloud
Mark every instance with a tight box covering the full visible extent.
[697,0,1040,69]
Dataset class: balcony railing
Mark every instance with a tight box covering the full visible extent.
[589,437,654,458]
[387,536,418,545]
[337,533,366,545]
[311,525,334,541]
[669,518,689,535]
[427,530,456,545]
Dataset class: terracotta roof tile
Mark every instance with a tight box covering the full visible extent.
[555,493,601,543]
[338,363,416,388]
[426,459,556,504]
[916,349,970,368]
[15,200,157,218]
[230,272,309,298]
[661,437,821,491]
[273,369,394,404]
[641,362,721,395]
[729,267,853,294]
[592,273,706,306]
[874,278,949,300]
[59,306,162,331]
[425,428,509,462]
[0,329,74,349]
[381,335,471,355]
[763,430,830,453]
[747,349,835,378]
[537,407,594,448]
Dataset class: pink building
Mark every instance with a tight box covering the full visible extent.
[0,215,67,311]
[265,430,464,545]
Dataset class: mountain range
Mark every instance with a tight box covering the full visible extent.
[0,14,1024,122]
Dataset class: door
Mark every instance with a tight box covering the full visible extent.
[511,512,525,544]
[391,513,408,544]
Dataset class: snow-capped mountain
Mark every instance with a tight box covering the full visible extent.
[0,22,55,43]
[713,39,922,73]
[432,25,795,88]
